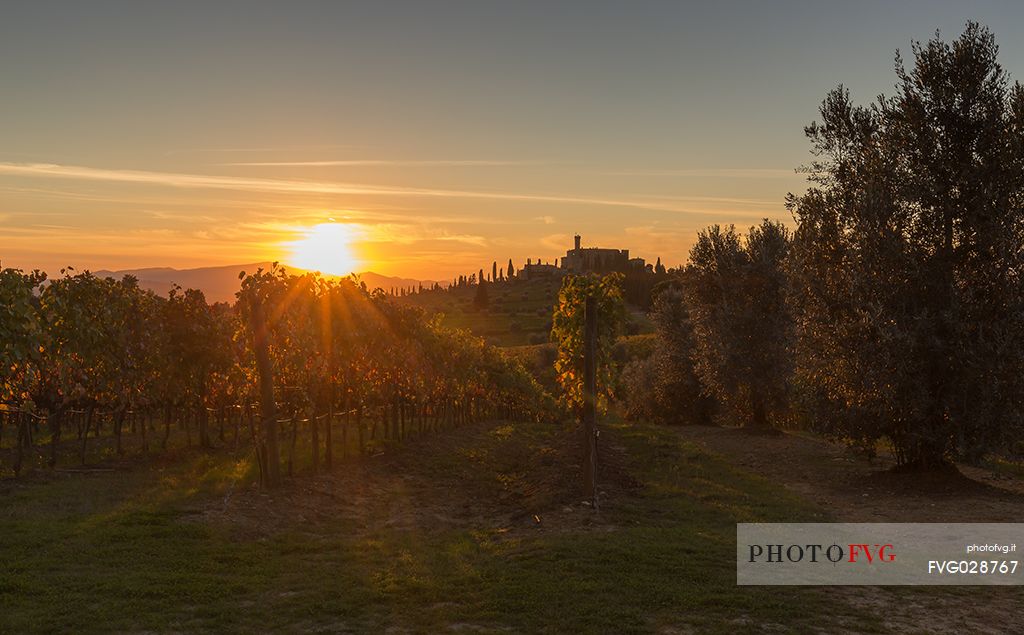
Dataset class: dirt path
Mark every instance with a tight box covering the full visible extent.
[674,426,1024,635]
[673,426,1024,522]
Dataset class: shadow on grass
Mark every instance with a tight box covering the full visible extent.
[1,419,890,634]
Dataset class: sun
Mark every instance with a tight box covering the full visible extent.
[288,223,360,276]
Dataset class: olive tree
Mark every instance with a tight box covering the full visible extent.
[682,221,792,429]
[646,285,715,425]
[787,23,1024,468]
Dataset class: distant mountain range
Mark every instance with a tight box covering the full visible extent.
[92,263,439,303]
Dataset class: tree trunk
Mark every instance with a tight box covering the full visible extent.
[161,405,169,449]
[311,410,320,474]
[48,408,63,468]
[80,405,96,465]
[14,412,26,476]
[246,404,265,487]
[357,404,365,455]
[341,396,350,460]
[399,400,405,440]
[288,414,297,477]
[325,397,334,469]
[198,402,211,449]
[749,394,769,429]
[141,410,149,453]
[114,406,127,456]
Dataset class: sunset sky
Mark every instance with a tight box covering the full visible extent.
[3,1,1023,280]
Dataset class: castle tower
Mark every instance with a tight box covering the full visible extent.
[574,234,581,251]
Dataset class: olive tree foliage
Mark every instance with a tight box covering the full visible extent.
[617,354,659,421]
[550,273,626,416]
[641,285,715,424]
[681,221,793,429]
[787,23,1024,468]
[618,283,711,424]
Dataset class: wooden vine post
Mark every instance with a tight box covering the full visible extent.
[583,295,598,508]
[250,298,281,487]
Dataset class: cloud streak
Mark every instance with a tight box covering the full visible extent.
[600,168,800,178]
[220,159,535,167]
[0,162,783,218]
[635,194,782,207]
[165,144,366,155]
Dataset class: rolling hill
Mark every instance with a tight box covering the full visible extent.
[93,263,438,303]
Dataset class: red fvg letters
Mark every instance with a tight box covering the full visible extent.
[848,544,895,563]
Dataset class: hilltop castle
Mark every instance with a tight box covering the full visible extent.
[561,234,647,273]
[521,235,649,279]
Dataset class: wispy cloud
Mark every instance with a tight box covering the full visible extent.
[220,159,534,167]
[600,168,799,178]
[358,223,488,247]
[145,210,225,224]
[0,163,401,196]
[625,225,687,238]
[634,194,780,207]
[534,215,556,224]
[0,162,784,217]
[165,144,365,155]
[0,184,321,211]
[433,233,488,246]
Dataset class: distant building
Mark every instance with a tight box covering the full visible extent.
[630,257,654,274]
[560,235,646,274]
[521,260,561,280]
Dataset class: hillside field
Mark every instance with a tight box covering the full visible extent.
[401,275,654,347]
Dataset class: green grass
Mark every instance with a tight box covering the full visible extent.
[401,276,653,346]
[0,419,883,633]
[404,276,561,346]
